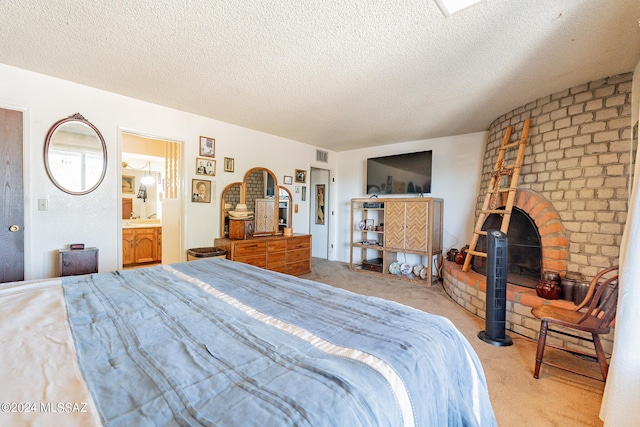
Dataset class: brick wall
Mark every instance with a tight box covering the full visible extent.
[476,73,633,279]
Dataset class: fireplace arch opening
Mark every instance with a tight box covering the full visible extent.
[471,207,542,288]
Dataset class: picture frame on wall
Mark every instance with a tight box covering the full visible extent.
[224,157,234,172]
[315,184,325,225]
[195,157,216,176]
[283,175,293,185]
[192,179,211,203]
[199,136,215,158]
[295,169,306,183]
[122,175,135,194]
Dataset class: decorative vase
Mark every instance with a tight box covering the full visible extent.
[536,280,561,300]
[455,251,465,265]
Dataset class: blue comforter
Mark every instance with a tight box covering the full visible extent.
[62,258,496,426]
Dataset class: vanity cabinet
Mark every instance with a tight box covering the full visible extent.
[214,234,311,276]
[123,227,162,266]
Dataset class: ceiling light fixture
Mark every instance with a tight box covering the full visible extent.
[141,162,155,185]
[434,0,483,17]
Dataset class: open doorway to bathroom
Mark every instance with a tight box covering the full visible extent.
[121,132,182,268]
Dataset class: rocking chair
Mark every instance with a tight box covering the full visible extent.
[531,265,619,381]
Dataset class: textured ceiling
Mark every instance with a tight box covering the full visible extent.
[1,1,639,151]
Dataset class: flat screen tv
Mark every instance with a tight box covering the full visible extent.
[366,150,432,195]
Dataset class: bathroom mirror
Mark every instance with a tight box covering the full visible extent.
[44,113,107,195]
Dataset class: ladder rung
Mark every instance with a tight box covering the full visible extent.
[479,209,511,214]
[468,250,487,258]
[500,141,524,150]
[498,164,516,170]
[487,187,516,194]
[474,230,487,236]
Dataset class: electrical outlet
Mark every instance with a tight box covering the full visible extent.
[38,199,48,211]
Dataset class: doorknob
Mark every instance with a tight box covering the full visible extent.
[9,225,20,232]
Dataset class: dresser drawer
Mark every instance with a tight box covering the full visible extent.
[268,240,286,252]
[287,236,310,250]
[234,241,267,257]
[235,253,267,268]
[286,260,311,276]
[287,248,310,264]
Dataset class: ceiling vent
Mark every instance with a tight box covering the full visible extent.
[316,149,328,163]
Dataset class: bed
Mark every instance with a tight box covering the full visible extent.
[0,258,496,426]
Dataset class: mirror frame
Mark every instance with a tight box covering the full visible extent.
[44,113,107,195]
[278,186,293,231]
[220,167,283,237]
[220,181,243,237]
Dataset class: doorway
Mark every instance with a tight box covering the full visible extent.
[0,108,24,282]
[309,167,331,259]
[121,132,182,266]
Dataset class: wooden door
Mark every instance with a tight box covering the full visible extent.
[135,228,157,263]
[0,108,24,282]
[385,201,406,250]
[404,202,428,251]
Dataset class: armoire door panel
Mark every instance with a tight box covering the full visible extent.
[385,201,406,249]
[405,203,428,251]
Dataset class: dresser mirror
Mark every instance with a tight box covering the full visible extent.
[44,113,107,195]
[221,182,242,237]
[278,186,292,231]
[220,167,282,237]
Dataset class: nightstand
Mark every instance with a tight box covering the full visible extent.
[58,247,99,276]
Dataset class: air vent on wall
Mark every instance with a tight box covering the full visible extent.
[316,149,328,163]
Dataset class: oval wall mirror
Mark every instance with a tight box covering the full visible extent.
[44,113,107,195]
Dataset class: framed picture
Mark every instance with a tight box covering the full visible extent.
[295,169,306,183]
[122,175,135,194]
[191,179,211,203]
[283,175,293,185]
[195,157,216,176]
[224,157,234,172]
[365,219,374,231]
[199,136,215,158]
[315,184,325,225]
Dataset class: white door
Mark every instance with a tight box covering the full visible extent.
[309,168,330,259]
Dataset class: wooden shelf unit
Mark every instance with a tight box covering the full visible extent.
[350,197,443,284]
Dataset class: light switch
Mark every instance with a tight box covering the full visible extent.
[38,199,48,211]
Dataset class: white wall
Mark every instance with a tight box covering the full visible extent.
[334,132,487,263]
[1,64,333,279]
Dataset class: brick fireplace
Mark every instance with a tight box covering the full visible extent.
[471,190,567,288]
[442,72,633,354]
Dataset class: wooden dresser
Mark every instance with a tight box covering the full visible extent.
[214,234,312,276]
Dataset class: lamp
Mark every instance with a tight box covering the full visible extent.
[141,162,155,185]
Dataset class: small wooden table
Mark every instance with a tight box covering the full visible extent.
[59,247,99,276]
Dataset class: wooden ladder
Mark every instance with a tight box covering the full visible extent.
[462,119,530,272]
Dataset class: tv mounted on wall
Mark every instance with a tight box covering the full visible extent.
[366,150,432,195]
